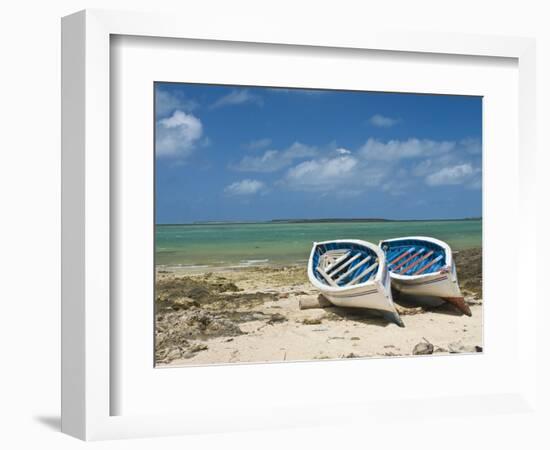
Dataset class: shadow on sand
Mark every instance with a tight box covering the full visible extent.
[394,294,465,317]
[324,306,394,327]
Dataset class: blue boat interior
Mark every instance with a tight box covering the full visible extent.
[312,242,380,287]
[380,239,446,276]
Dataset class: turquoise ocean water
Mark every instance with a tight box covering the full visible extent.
[156,220,482,269]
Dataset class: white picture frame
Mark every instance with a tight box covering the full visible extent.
[61,9,538,441]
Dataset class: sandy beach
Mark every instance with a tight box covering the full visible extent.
[155,247,482,366]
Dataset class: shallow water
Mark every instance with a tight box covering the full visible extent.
[156,219,482,268]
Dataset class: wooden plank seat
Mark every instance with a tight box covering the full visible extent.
[388,247,415,266]
[315,267,338,287]
[323,251,351,273]
[413,254,443,275]
[316,253,376,287]
[327,253,361,275]
[335,256,372,283]
[391,248,425,272]
[346,261,379,286]
[398,250,434,274]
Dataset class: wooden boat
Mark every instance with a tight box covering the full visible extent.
[379,236,472,316]
[307,239,404,327]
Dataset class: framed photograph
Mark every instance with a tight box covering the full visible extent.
[62,9,538,441]
[153,82,482,368]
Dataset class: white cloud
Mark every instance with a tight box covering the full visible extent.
[156,110,203,158]
[359,138,455,161]
[425,163,480,186]
[211,89,263,109]
[245,138,272,150]
[460,137,482,154]
[276,137,481,195]
[281,155,359,192]
[232,142,317,172]
[224,179,266,196]
[155,89,198,117]
[336,147,351,155]
[368,114,399,128]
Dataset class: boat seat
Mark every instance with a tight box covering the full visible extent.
[413,254,443,275]
[335,256,372,283]
[346,261,379,286]
[328,253,361,275]
[320,250,349,272]
[316,251,377,287]
[388,247,414,266]
[391,248,425,272]
[399,250,434,274]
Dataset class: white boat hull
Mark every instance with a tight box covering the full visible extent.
[390,266,461,299]
[308,239,403,326]
[323,270,393,312]
[380,236,471,316]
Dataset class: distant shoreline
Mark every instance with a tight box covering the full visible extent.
[157,217,482,226]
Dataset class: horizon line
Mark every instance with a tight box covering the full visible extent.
[156,216,482,226]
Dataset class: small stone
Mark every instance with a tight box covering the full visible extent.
[166,348,181,360]
[171,297,199,311]
[194,343,208,351]
[302,318,322,325]
[267,313,287,324]
[252,313,266,320]
[413,342,434,355]
[448,342,483,353]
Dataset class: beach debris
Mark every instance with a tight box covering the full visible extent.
[350,337,360,341]
[256,312,288,331]
[228,349,240,362]
[465,294,482,305]
[183,343,209,359]
[298,294,333,310]
[267,313,287,324]
[302,318,323,325]
[412,339,434,355]
[278,292,290,299]
[344,353,360,358]
[170,297,199,311]
[165,348,182,361]
[394,304,425,316]
[252,312,267,320]
[454,248,483,297]
[448,342,483,353]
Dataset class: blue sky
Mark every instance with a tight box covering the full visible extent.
[155,83,482,223]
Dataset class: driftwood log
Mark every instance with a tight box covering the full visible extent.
[298,294,333,310]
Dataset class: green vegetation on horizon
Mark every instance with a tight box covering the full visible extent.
[158,217,482,226]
